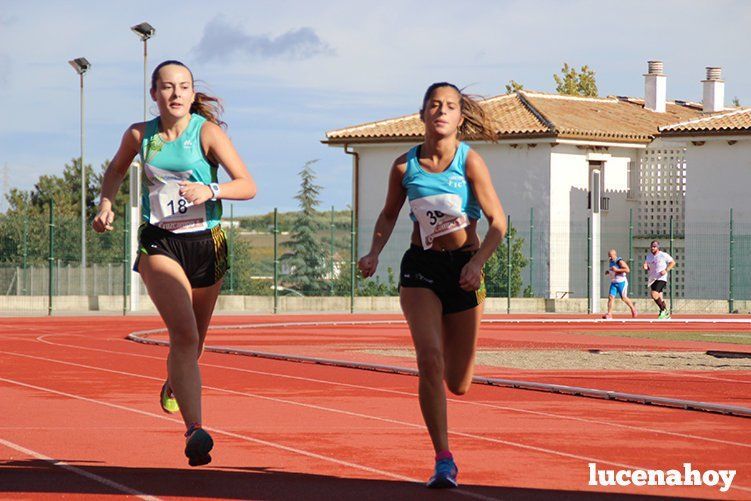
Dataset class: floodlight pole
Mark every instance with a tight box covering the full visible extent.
[129,22,155,312]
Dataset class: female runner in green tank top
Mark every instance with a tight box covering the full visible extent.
[93,60,256,466]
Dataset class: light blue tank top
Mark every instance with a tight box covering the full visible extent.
[139,114,221,233]
[609,257,627,283]
[403,142,481,221]
[401,142,481,249]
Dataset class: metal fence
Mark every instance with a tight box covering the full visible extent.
[1,201,749,314]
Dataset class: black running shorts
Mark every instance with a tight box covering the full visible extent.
[399,244,486,315]
[134,223,228,288]
[650,280,667,293]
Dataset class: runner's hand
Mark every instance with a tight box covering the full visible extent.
[179,181,213,205]
[459,259,483,292]
[92,207,115,233]
[358,253,378,278]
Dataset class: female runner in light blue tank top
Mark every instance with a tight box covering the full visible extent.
[93,61,256,466]
[358,83,507,488]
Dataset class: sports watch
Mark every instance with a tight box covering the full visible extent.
[208,183,220,201]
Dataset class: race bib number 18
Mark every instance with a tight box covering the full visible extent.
[144,164,208,233]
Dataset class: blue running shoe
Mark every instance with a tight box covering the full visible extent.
[184,424,213,467]
[427,458,459,488]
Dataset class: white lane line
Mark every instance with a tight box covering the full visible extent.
[34,334,751,449]
[0,437,160,500]
[6,347,751,494]
[0,373,497,501]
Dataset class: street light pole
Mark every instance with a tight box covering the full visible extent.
[131,22,155,122]
[68,57,91,297]
[130,22,155,312]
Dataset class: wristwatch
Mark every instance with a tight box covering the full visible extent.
[208,183,220,201]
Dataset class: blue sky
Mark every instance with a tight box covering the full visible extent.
[1,0,750,216]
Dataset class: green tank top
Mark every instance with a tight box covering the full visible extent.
[140,113,221,233]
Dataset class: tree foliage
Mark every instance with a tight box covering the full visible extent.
[483,223,530,297]
[505,80,524,94]
[553,63,598,97]
[281,160,328,294]
[0,158,130,265]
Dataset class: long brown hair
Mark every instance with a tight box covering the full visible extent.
[151,60,226,128]
[420,82,498,142]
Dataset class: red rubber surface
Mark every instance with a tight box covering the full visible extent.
[1,314,750,500]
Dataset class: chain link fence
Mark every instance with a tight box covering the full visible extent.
[1,201,748,314]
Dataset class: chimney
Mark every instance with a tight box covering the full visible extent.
[644,60,666,113]
[702,67,724,113]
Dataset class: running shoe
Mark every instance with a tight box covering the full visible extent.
[658,309,671,320]
[184,424,213,467]
[427,458,459,488]
[160,381,179,414]
[602,313,612,319]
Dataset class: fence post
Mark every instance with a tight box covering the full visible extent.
[229,203,235,293]
[669,215,674,312]
[628,208,633,274]
[350,208,355,314]
[729,208,734,313]
[506,214,511,314]
[587,216,591,314]
[529,207,534,297]
[330,205,335,296]
[22,215,28,295]
[48,199,55,316]
[122,205,129,315]
[273,208,278,314]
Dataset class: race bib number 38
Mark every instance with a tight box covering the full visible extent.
[409,194,469,249]
[144,164,208,233]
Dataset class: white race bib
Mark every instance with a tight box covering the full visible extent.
[143,164,207,233]
[409,194,469,249]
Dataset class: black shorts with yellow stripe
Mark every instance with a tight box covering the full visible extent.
[133,223,228,288]
[399,244,486,315]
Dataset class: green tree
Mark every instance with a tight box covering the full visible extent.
[281,160,327,294]
[0,158,130,266]
[553,63,598,97]
[332,261,398,297]
[732,96,741,107]
[483,222,529,297]
[505,80,524,94]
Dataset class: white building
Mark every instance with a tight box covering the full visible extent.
[325,62,741,302]
[661,107,751,303]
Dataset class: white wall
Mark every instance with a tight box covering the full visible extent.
[550,146,639,299]
[351,141,641,298]
[683,138,751,299]
[353,141,551,292]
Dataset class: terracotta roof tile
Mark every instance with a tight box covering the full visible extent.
[325,91,707,144]
[325,94,549,143]
[523,92,704,142]
[660,108,751,135]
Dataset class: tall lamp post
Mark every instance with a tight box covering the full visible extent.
[68,57,91,296]
[130,22,155,121]
[129,22,155,311]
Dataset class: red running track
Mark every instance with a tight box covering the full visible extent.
[0,315,750,500]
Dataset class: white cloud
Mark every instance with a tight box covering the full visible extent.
[193,16,334,63]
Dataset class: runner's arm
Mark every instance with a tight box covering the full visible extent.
[93,124,141,232]
[358,157,407,277]
[200,121,256,200]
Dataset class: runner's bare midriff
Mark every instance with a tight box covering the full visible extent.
[410,220,480,251]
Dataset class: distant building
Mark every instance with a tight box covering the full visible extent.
[325,62,743,301]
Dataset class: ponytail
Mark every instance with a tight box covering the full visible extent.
[190,91,226,128]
